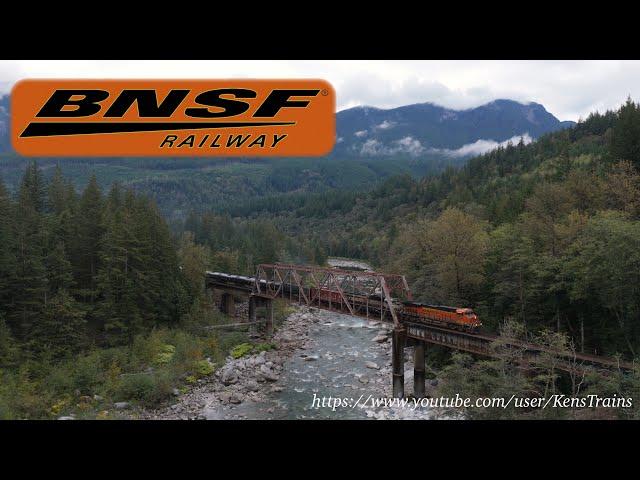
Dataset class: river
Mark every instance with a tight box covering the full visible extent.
[134,261,442,420]
[196,307,443,420]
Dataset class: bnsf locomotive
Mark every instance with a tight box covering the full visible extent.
[362,293,481,333]
[303,287,482,333]
[401,302,481,332]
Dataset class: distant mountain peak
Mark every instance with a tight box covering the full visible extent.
[333,98,574,158]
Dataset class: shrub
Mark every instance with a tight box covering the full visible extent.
[0,397,12,420]
[254,342,276,353]
[70,353,104,395]
[193,359,215,377]
[117,373,156,402]
[49,396,71,416]
[217,331,249,361]
[230,343,253,359]
[153,344,176,366]
[116,371,173,406]
[0,323,231,417]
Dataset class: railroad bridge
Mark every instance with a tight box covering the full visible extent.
[206,263,634,398]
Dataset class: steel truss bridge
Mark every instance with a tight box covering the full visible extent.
[206,263,635,398]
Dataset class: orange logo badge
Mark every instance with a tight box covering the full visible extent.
[11,79,335,157]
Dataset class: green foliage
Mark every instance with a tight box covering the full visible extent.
[0,164,228,418]
[582,364,640,419]
[0,153,459,224]
[438,320,640,419]
[229,340,277,359]
[183,212,287,274]
[230,343,253,359]
[390,207,488,305]
[29,291,87,359]
[609,97,640,169]
[178,231,211,301]
[564,211,640,355]
[116,372,173,405]
[153,344,176,366]
[193,359,215,376]
[0,325,242,418]
[94,186,191,343]
[0,317,19,367]
[254,342,277,353]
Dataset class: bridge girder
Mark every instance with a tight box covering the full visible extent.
[254,263,412,327]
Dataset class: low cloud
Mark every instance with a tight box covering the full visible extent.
[374,120,396,130]
[359,136,425,156]
[357,133,530,158]
[440,133,533,158]
[354,130,368,137]
[395,136,425,155]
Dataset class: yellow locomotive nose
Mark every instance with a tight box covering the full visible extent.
[461,309,481,328]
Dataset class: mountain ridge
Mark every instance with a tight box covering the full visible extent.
[334,98,575,157]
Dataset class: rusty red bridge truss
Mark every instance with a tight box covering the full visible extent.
[253,263,412,326]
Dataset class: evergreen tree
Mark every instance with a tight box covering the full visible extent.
[610,97,640,169]
[18,161,46,214]
[0,316,19,367]
[46,241,74,294]
[29,291,86,359]
[10,164,48,338]
[94,189,138,342]
[178,231,210,303]
[0,179,16,321]
[47,165,68,215]
[73,174,104,303]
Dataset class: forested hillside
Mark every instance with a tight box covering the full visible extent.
[0,164,289,419]
[226,98,640,359]
[0,154,461,223]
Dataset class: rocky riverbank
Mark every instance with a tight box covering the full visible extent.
[122,306,449,420]
[121,307,316,420]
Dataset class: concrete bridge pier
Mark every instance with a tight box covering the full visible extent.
[413,341,426,398]
[392,327,406,398]
[248,296,257,335]
[220,293,235,316]
[265,299,274,336]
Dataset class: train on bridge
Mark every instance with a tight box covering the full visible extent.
[206,270,481,333]
[401,302,481,332]
[206,267,633,398]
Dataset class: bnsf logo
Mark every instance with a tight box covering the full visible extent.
[12,79,335,157]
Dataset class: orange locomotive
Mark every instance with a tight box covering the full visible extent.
[401,302,481,332]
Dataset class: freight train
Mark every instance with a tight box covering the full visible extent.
[206,271,481,333]
[401,302,481,332]
[284,283,482,333]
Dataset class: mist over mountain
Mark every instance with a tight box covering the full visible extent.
[333,99,575,158]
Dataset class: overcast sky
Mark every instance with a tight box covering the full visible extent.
[1,60,639,121]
